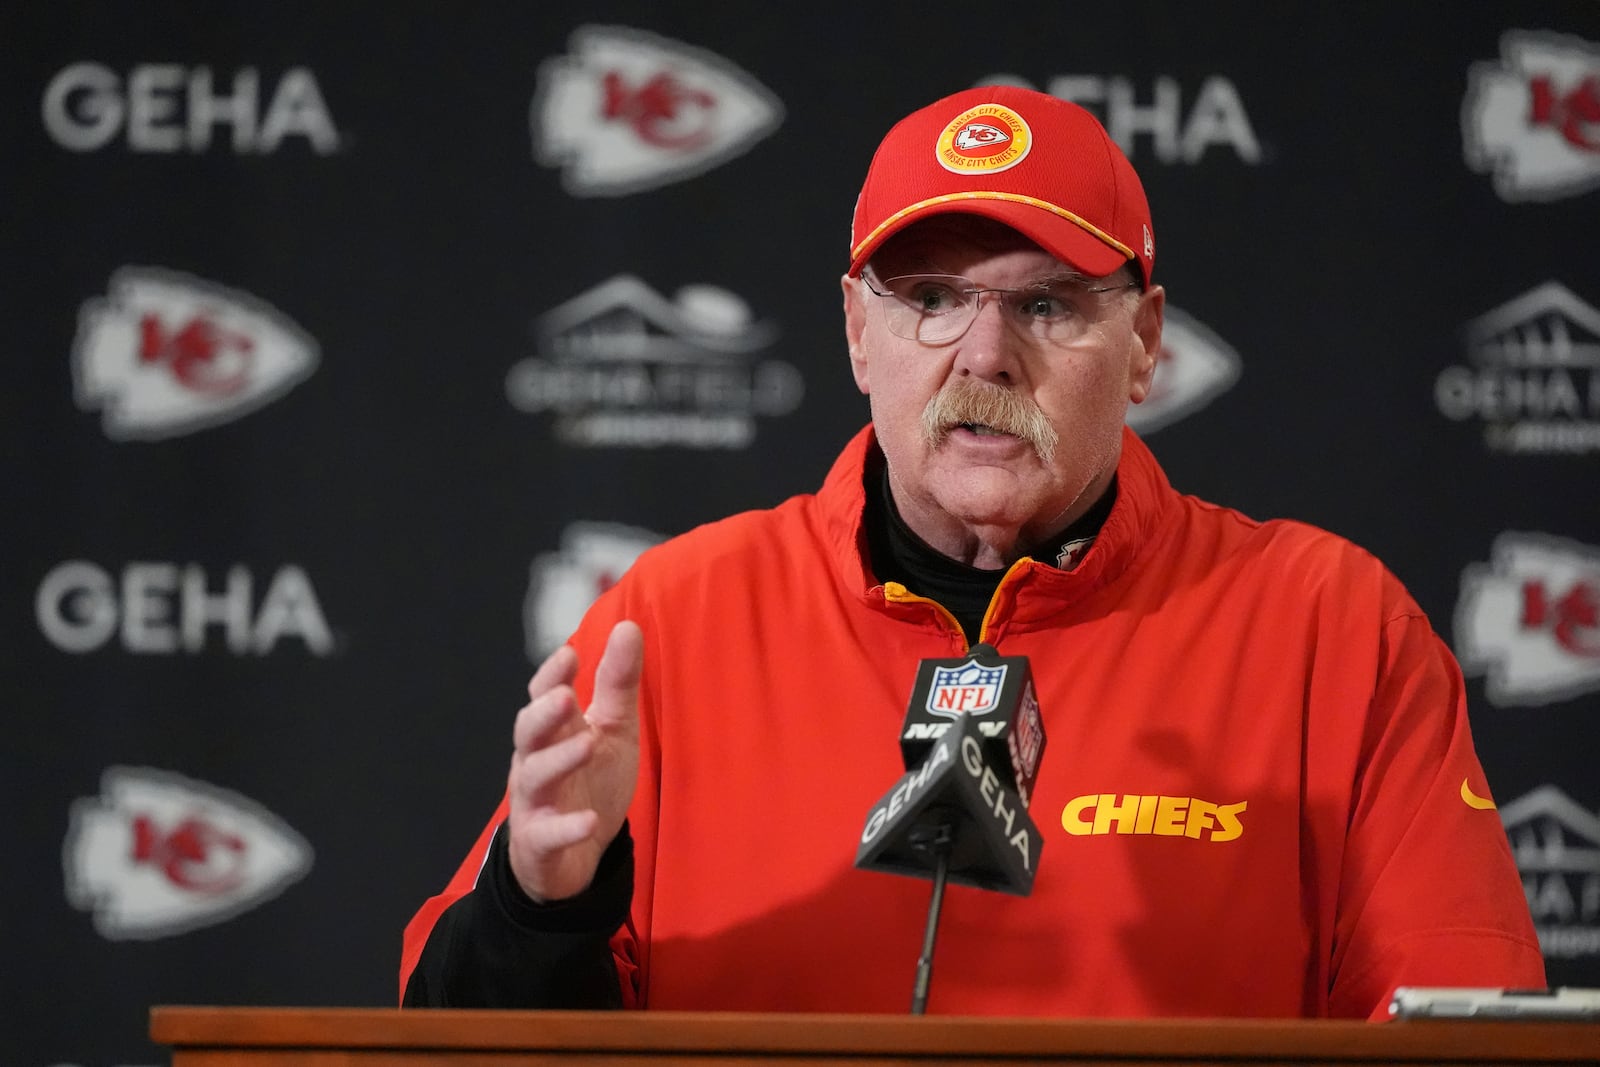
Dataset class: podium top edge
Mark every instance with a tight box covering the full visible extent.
[149,1005,1599,1062]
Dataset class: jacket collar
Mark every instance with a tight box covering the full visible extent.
[818,424,1178,624]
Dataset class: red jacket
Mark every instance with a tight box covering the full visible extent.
[403,425,1544,1018]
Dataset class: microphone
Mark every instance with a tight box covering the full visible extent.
[854,648,1047,1013]
[854,646,1046,897]
[899,643,1045,806]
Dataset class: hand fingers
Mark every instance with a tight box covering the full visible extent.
[526,643,578,702]
[510,728,596,802]
[512,683,581,753]
[586,620,643,730]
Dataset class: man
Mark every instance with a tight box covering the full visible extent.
[401,86,1544,1017]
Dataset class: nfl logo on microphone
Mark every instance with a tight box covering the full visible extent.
[926,660,1008,718]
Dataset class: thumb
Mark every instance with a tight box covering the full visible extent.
[587,620,643,730]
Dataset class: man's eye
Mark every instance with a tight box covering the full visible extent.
[1018,293,1069,318]
[909,284,961,313]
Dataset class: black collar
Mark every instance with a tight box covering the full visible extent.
[863,452,1116,642]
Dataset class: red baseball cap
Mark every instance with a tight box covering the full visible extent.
[848,85,1154,286]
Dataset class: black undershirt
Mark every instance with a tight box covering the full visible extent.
[864,453,1116,643]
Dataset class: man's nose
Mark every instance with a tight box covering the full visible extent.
[954,294,1021,381]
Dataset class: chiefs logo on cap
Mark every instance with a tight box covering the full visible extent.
[937,103,1031,174]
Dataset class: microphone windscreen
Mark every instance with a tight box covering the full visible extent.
[899,644,1046,807]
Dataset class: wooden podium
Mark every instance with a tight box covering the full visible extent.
[150,1007,1599,1066]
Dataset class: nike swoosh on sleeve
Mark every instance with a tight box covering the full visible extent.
[1461,778,1497,811]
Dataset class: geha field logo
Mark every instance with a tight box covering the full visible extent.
[1434,281,1600,455]
[533,25,783,196]
[505,274,803,449]
[73,268,318,440]
[1500,785,1600,960]
[64,767,313,940]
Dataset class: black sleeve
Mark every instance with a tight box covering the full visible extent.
[402,820,634,1008]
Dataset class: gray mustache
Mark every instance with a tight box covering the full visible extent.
[920,381,1059,464]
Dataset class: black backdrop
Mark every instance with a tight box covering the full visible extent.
[3,4,1599,1065]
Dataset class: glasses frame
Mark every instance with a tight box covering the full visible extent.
[859,270,1141,346]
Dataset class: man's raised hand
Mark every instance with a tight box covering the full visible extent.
[506,620,643,902]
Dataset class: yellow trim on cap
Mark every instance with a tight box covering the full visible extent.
[852,191,1135,262]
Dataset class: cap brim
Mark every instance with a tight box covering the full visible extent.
[847,197,1133,280]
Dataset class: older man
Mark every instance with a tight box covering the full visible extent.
[401,86,1543,1017]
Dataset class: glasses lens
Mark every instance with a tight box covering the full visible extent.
[877,275,972,343]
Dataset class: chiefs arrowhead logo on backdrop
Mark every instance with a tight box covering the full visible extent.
[1125,305,1241,434]
[73,267,318,440]
[532,25,784,196]
[64,766,313,939]
[524,521,663,660]
[1456,532,1600,707]
[1463,30,1600,202]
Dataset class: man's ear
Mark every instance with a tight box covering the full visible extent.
[842,274,870,395]
[1128,284,1165,404]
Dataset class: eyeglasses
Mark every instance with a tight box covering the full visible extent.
[860,272,1139,346]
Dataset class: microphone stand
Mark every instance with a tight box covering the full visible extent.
[908,818,955,1015]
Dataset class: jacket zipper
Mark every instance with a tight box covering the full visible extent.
[882,556,1033,649]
